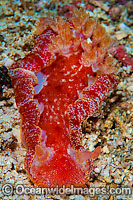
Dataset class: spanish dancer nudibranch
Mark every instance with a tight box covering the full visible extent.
[9,8,119,187]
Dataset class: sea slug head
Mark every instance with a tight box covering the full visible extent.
[27,144,100,187]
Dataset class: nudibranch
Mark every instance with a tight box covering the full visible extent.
[9,8,119,187]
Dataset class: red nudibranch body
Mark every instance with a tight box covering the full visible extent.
[9,8,119,187]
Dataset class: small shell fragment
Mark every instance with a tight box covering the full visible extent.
[114,31,128,40]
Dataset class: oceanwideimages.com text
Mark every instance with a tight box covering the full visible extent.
[2,183,132,197]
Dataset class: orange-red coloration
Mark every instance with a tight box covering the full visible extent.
[111,46,133,72]
[9,9,119,187]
